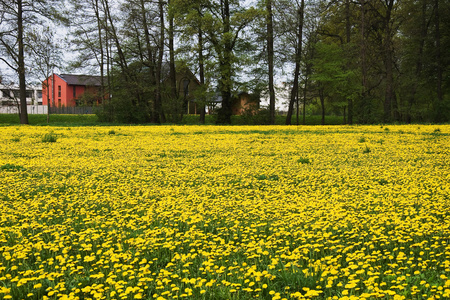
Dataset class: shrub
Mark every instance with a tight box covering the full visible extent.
[239,108,271,125]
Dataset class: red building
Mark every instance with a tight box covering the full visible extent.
[231,92,260,115]
[42,74,103,107]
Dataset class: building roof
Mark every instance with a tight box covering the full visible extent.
[59,74,103,87]
[160,63,201,85]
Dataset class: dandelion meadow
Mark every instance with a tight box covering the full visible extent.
[1,125,449,300]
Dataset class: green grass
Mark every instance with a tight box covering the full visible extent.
[181,114,345,125]
[41,132,58,143]
[0,113,345,126]
[297,157,311,164]
[1,163,26,172]
[0,114,99,126]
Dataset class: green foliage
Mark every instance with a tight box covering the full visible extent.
[42,132,57,143]
[362,144,371,154]
[1,164,25,172]
[433,98,450,123]
[297,157,310,164]
[96,65,154,123]
[0,114,99,126]
[312,42,360,114]
[239,108,271,125]
[75,91,100,107]
[256,174,279,181]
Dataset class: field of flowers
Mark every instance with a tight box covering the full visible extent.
[1,125,449,300]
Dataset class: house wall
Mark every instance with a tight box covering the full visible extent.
[65,85,74,107]
[175,73,200,98]
[74,85,86,99]
[0,84,42,107]
[162,69,201,115]
[231,93,259,115]
[42,74,100,107]
[42,74,69,107]
[41,78,50,106]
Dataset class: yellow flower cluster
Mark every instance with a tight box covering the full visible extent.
[0,125,449,300]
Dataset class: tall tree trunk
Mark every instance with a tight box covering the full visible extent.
[267,0,275,125]
[296,84,299,125]
[383,0,397,123]
[18,0,28,124]
[217,0,233,124]
[94,0,105,101]
[407,0,428,123]
[105,0,144,110]
[303,76,308,125]
[140,0,157,121]
[46,76,51,123]
[101,2,112,121]
[104,0,127,74]
[360,0,368,122]
[168,5,179,119]
[434,0,442,103]
[154,0,166,123]
[286,0,304,125]
[319,86,325,125]
[345,0,353,124]
[199,28,206,124]
[105,12,113,122]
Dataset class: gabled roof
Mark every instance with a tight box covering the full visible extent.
[59,74,103,87]
[160,63,201,85]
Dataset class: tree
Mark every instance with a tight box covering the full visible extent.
[266,0,275,124]
[172,0,219,123]
[25,26,62,123]
[71,0,168,123]
[200,1,258,124]
[378,0,399,122]
[284,0,305,125]
[312,42,357,125]
[0,0,64,124]
[0,0,28,124]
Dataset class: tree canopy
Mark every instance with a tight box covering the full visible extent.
[1,0,449,124]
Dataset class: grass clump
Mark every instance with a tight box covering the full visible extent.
[363,144,371,153]
[42,132,57,143]
[297,157,311,164]
[1,163,25,171]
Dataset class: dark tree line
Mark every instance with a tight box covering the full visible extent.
[1,0,449,124]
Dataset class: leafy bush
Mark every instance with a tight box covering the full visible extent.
[239,108,271,125]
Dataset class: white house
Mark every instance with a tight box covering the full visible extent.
[0,84,45,114]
